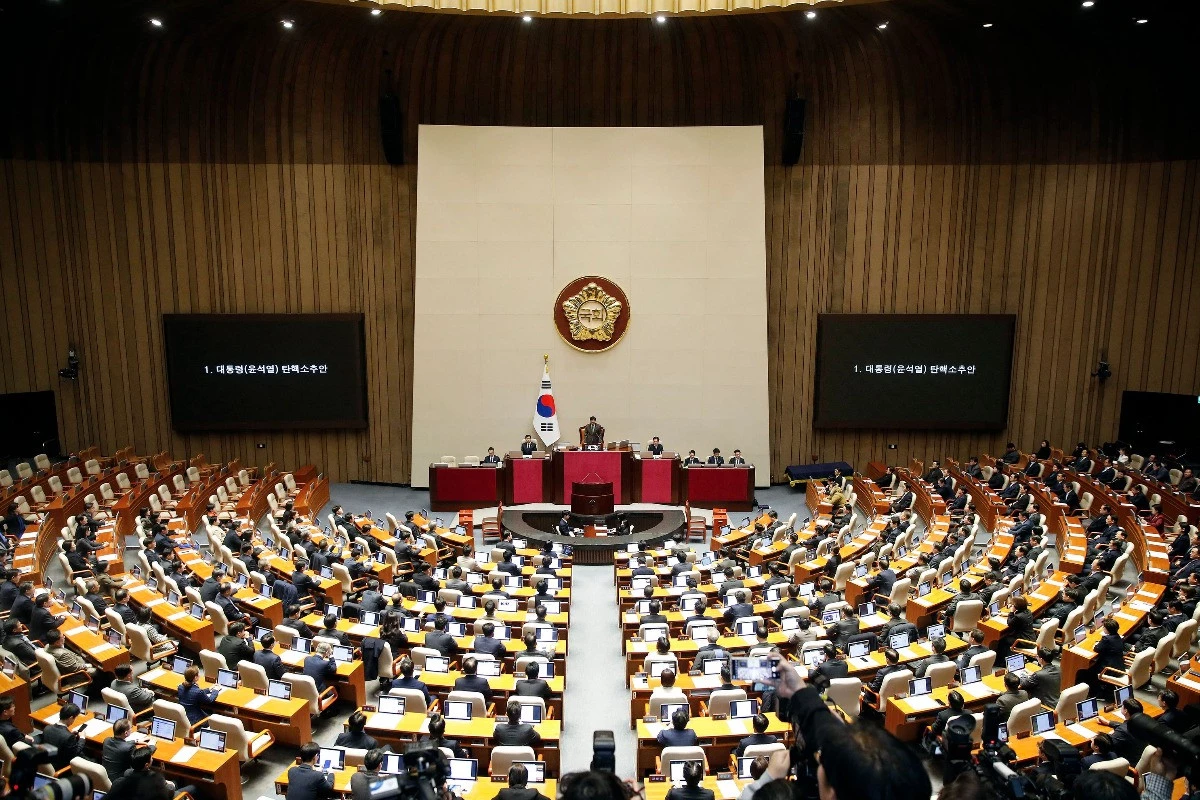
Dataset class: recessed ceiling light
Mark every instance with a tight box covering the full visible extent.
[522,13,532,21]
[805,10,816,19]
[371,8,382,14]
[1081,1,1094,7]
[876,21,888,30]
[982,22,993,28]
[655,14,666,22]
[149,17,163,27]
[1135,17,1148,23]
[281,19,295,29]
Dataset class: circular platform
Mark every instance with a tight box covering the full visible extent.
[502,508,688,565]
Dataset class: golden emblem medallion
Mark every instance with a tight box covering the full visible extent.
[553,276,630,353]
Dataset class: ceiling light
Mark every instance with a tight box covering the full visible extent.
[982,22,993,28]
[805,10,816,19]
[149,17,163,27]
[371,7,382,14]
[281,19,295,29]
[1135,17,1147,23]
[655,14,666,22]
[1081,1,1094,6]
[522,13,532,21]
[876,21,888,30]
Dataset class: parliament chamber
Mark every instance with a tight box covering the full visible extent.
[3,0,1200,799]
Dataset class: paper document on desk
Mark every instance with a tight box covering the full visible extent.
[80,719,112,738]
[957,684,990,701]
[1066,724,1097,740]
[904,695,942,712]
[88,644,116,656]
[350,624,376,636]
[142,668,166,682]
[642,722,665,736]
[1129,601,1154,612]
[145,597,165,607]
[725,719,750,735]
[851,657,875,670]
[244,695,271,710]
[690,675,722,690]
[373,712,404,728]
[170,746,199,763]
[1039,732,1066,742]
[716,780,741,799]
[167,611,188,621]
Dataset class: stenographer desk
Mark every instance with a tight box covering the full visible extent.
[429,464,503,511]
[683,465,755,510]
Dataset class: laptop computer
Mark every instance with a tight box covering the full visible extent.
[1076,698,1101,723]
[730,700,758,719]
[444,701,472,721]
[908,678,933,697]
[1005,654,1028,679]
[105,704,130,723]
[198,728,227,753]
[477,660,502,677]
[659,703,688,722]
[518,704,543,723]
[171,655,192,673]
[926,623,946,641]
[67,690,88,712]
[958,665,982,685]
[514,762,545,784]
[848,640,872,659]
[381,754,405,774]
[377,694,406,715]
[216,668,239,688]
[702,658,726,675]
[889,632,912,649]
[424,656,450,673]
[268,679,292,700]
[150,716,177,740]
[1031,711,1055,736]
[318,747,346,771]
[858,603,876,617]
[447,758,479,785]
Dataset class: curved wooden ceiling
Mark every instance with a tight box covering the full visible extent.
[300,0,882,20]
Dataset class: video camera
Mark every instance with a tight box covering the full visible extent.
[366,742,449,800]
[9,746,91,800]
[1128,712,1200,783]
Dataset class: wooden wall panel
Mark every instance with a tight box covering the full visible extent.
[1,0,1198,483]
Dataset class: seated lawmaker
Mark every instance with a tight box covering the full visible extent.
[494,699,542,746]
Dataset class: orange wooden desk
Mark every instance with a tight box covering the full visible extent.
[635,712,791,776]
[360,709,562,774]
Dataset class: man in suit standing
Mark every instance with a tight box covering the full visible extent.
[729,450,747,465]
[286,743,336,800]
[683,451,701,466]
[708,449,724,465]
[494,699,543,746]
[520,435,538,456]
[482,448,501,464]
[647,437,664,455]
[583,416,604,447]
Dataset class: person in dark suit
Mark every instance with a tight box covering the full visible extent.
[1172,548,1200,585]
[1092,619,1127,697]
[998,596,1036,659]
[912,637,950,678]
[215,583,246,624]
[1019,647,1061,706]
[1,618,37,666]
[218,621,256,672]
[1109,698,1149,764]
[473,623,507,659]
[925,690,974,754]
[28,592,63,643]
[0,696,32,748]
[520,436,538,456]
[665,761,714,800]
[808,643,849,691]
[890,488,914,513]
[923,461,944,484]
[1061,486,1081,513]
[867,649,903,694]
[102,718,139,781]
[1157,689,1189,733]
[733,714,778,756]
[393,657,432,705]
[303,643,339,692]
[729,450,747,466]
[453,656,494,704]
[334,710,380,750]
[497,553,521,577]
[497,763,552,800]
[707,449,724,465]
[287,743,336,800]
[647,437,665,455]
[177,666,219,724]
[425,617,461,659]
[350,749,385,800]
[494,699,543,746]
[582,417,604,447]
[253,633,287,680]
[111,663,155,712]
[0,571,19,612]
[515,660,553,702]
[199,571,224,604]
[683,451,701,466]
[272,577,301,609]
[42,702,85,768]
[722,591,754,626]
[655,707,697,748]
[107,744,183,800]
[281,604,316,639]
[865,559,897,600]
[995,672,1029,717]
[482,447,501,464]
[555,512,574,538]
[419,713,467,758]
[292,561,318,601]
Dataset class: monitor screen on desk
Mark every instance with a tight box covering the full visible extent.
[150,716,177,740]
[189,603,205,620]
[631,578,652,591]
[326,604,342,619]
[1074,625,1088,644]
[1031,712,1055,736]
[268,679,292,700]
[444,701,472,721]
[319,748,346,772]
[332,645,354,663]
[477,660,502,677]
[959,666,982,685]
[890,632,912,650]
[493,625,510,641]
[1114,685,1133,706]
[447,759,478,782]
[858,603,875,617]
[216,668,239,688]
[447,622,467,638]
[171,656,192,673]
[737,757,757,779]
[514,762,545,784]
[536,661,555,679]
[802,649,825,667]
[926,624,945,641]
[518,704,543,724]
[659,703,687,723]
[1077,699,1100,722]
[67,690,88,712]
[198,729,227,753]
[497,600,518,613]
[166,590,181,607]
[730,700,758,719]
[669,760,703,786]
[292,637,312,653]
[458,596,479,609]
[908,678,932,697]
[400,617,420,633]
[424,656,450,674]
[105,704,130,723]
[1005,654,1026,674]
[848,641,871,659]
[418,591,437,604]
[382,754,405,775]
[320,567,334,580]
[535,627,558,643]
[378,694,407,715]
[917,582,932,598]
[702,657,727,675]
[821,610,840,625]
[735,620,757,638]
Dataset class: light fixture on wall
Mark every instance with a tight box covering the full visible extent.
[58,348,79,381]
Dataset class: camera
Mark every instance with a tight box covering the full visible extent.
[9,746,91,800]
[366,742,449,800]
[1128,712,1200,783]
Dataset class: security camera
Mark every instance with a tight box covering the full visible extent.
[1091,361,1111,382]
[58,348,79,381]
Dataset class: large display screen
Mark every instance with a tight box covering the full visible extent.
[814,314,1015,430]
[162,314,367,431]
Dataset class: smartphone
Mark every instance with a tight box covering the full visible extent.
[729,656,778,683]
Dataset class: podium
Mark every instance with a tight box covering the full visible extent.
[571,480,614,517]
[554,449,633,504]
[503,451,552,504]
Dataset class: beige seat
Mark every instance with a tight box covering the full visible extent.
[67,467,83,485]
[199,649,228,681]
[127,624,178,664]
[446,690,490,718]
[489,746,535,776]
[644,654,678,675]
[925,661,958,689]
[101,686,151,722]
[343,748,368,768]
[1153,633,1177,674]
[154,698,208,736]
[48,475,64,495]
[826,677,862,721]
[409,646,441,670]
[238,661,270,694]
[204,602,230,637]
[703,689,747,717]
[69,756,111,791]
[1005,697,1043,737]
[870,668,913,712]
[282,673,337,716]
[386,688,430,715]
[648,688,688,718]
[1171,619,1197,665]
[33,648,90,696]
[16,463,33,480]
[950,600,984,633]
[1088,757,1129,777]
[742,743,786,760]
[1054,683,1091,723]
[658,746,708,774]
[968,649,997,675]
[206,713,275,762]
[84,459,101,476]
[274,625,300,649]
[34,454,51,472]
[507,696,548,720]
[1014,618,1059,658]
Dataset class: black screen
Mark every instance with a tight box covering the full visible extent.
[162,314,367,431]
[814,314,1015,430]
[1118,391,1200,455]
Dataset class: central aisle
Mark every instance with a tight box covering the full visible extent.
[560,564,638,778]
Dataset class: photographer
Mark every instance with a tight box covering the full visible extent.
[764,654,932,800]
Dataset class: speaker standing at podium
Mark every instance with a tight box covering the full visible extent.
[583,416,605,447]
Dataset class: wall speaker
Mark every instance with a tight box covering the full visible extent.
[782,96,807,166]
[379,91,404,166]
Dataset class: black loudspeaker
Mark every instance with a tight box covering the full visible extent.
[782,96,807,165]
[379,91,404,166]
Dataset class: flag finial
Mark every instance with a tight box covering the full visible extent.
[544,354,549,364]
